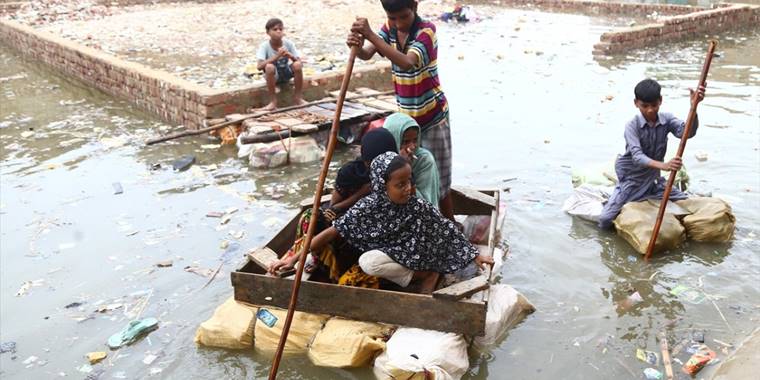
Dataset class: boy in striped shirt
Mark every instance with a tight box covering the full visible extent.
[347,0,454,220]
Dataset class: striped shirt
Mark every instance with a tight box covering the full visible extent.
[378,16,448,131]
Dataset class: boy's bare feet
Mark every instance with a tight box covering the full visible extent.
[261,102,277,111]
[293,98,307,106]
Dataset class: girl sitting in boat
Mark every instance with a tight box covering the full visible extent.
[383,113,440,208]
[269,129,398,284]
[270,151,493,292]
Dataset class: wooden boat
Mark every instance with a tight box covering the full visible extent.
[231,186,502,336]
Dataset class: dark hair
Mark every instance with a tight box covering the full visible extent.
[381,0,416,13]
[361,128,398,162]
[265,18,283,31]
[634,79,662,103]
[383,155,410,181]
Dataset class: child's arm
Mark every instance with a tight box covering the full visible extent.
[257,48,287,71]
[624,122,682,172]
[670,85,706,139]
[310,226,339,252]
[331,184,370,212]
[267,227,340,274]
[474,254,494,270]
[347,33,377,61]
[285,41,301,62]
[350,18,418,70]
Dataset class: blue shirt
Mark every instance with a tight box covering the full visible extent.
[256,39,299,68]
[615,111,698,184]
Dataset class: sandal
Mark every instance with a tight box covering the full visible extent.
[107,317,159,349]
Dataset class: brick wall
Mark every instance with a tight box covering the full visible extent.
[203,63,393,119]
[594,4,760,54]
[0,19,208,129]
[469,0,699,16]
[0,18,393,129]
[0,1,26,14]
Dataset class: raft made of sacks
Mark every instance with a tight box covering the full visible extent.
[195,281,534,379]
[563,184,736,254]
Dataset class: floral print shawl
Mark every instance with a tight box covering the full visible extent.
[333,152,477,273]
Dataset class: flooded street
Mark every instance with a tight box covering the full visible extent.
[2,6,759,380]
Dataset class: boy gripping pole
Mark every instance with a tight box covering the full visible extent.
[346,0,455,220]
[598,79,706,231]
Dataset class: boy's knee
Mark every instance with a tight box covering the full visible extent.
[598,217,614,230]
[264,63,276,75]
[291,60,302,72]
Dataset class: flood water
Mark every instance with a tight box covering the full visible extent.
[2,6,759,380]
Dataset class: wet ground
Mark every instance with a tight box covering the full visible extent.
[2,6,759,380]
[18,0,643,89]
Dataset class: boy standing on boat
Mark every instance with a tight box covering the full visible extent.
[346,0,455,220]
[256,18,305,110]
[598,79,705,230]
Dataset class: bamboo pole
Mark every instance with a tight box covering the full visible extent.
[644,40,716,261]
[267,46,359,380]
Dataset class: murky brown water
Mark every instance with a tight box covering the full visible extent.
[2,6,759,380]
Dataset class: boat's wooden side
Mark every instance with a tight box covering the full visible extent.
[231,186,500,336]
[231,263,487,335]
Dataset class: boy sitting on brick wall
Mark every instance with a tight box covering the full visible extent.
[256,18,305,110]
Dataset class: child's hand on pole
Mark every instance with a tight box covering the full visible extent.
[690,84,706,105]
[351,17,373,37]
[664,156,683,172]
[346,32,364,48]
[474,254,494,270]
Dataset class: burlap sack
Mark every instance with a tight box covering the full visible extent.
[253,307,329,355]
[308,317,393,368]
[194,297,256,349]
[614,201,686,254]
[676,197,735,242]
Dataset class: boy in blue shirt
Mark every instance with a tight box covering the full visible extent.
[256,18,305,110]
[599,79,705,229]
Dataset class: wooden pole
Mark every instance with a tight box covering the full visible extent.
[267,46,359,380]
[643,40,716,261]
[659,331,674,380]
[144,90,392,145]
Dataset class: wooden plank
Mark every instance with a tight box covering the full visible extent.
[354,87,381,96]
[231,271,487,335]
[247,247,295,277]
[225,113,252,122]
[363,99,398,112]
[316,104,354,121]
[330,90,360,98]
[481,190,500,303]
[273,117,306,128]
[243,120,280,134]
[349,103,387,114]
[318,102,364,117]
[264,212,301,255]
[433,275,489,301]
[299,194,332,209]
[450,186,495,215]
[290,124,319,133]
[303,105,335,119]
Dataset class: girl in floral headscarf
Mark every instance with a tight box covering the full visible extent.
[270,152,492,292]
